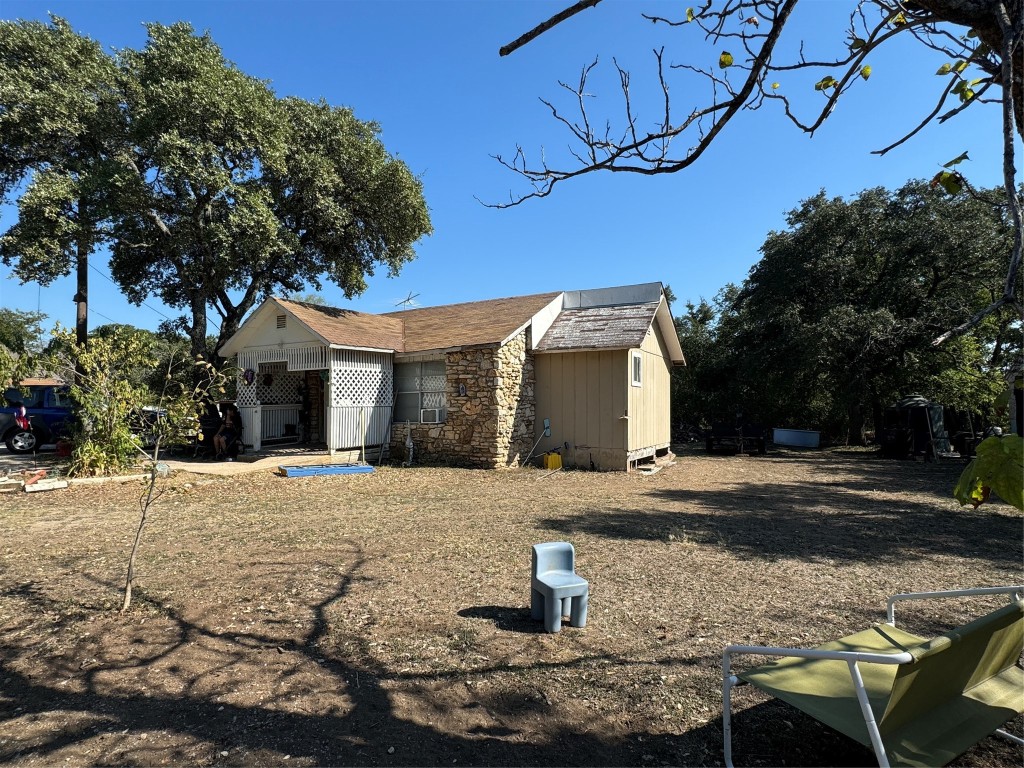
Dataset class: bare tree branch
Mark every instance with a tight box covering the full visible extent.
[496,0,1022,345]
[873,75,964,155]
[488,0,800,207]
[495,1,1015,198]
[931,295,1017,346]
[499,0,603,57]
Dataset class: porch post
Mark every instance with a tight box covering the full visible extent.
[325,372,335,456]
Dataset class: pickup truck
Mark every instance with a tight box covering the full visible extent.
[1,380,73,454]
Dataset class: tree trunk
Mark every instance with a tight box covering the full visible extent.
[75,227,89,346]
[215,315,242,369]
[122,452,160,613]
[847,401,867,446]
[188,294,209,363]
[73,221,90,384]
[871,398,885,444]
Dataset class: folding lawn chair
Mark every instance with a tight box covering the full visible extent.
[722,586,1024,767]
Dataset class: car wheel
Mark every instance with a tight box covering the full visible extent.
[5,429,38,454]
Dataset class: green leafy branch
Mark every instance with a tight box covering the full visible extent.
[954,434,1024,511]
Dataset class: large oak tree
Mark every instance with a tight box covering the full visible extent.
[673,180,1018,442]
[0,17,432,363]
[0,17,123,347]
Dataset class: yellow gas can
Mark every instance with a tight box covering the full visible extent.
[543,452,562,470]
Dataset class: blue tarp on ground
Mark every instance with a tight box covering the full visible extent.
[278,464,374,477]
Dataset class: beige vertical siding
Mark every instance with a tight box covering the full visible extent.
[535,349,628,470]
[627,323,673,452]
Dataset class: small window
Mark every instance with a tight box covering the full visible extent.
[276,315,287,329]
[20,387,45,408]
[394,360,447,423]
[631,351,642,387]
[50,389,71,408]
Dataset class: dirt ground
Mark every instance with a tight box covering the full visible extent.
[1,446,1021,767]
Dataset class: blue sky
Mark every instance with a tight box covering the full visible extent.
[1,0,1018,339]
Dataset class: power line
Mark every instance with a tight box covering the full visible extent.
[86,262,174,322]
[88,307,117,325]
[85,262,224,334]
[74,262,228,337]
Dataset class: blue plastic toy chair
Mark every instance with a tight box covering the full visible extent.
[531,542,589,633]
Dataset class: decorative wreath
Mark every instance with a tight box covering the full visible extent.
[243,369,256,385]
[262,373,274,387]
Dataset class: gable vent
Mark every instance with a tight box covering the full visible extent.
[276,314,286,329]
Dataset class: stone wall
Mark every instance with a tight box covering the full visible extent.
[496,330,536,466]
[389,330,536,468]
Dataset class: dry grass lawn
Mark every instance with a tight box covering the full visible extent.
[0,446,1021,767]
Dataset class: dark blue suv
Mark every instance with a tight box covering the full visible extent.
[1,380,73,454]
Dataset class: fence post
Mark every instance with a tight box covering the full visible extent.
[360,406,366,464]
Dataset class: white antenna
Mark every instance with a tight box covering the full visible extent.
[394,291,420,310]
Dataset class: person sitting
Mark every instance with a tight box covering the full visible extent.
[213,404,241,460]
[195,398,223,457]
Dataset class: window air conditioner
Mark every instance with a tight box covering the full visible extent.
[420,408,442,424]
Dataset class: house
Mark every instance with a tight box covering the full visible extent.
[218,282,685,470]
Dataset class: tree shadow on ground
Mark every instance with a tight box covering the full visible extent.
[690,447,974,494]
[457,605,543,634]
[703,699,881,767]
[0,553,709,767]
[538,475,1020,567]
[2,547,1020,767]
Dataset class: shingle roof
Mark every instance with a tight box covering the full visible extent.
[227,283,683,361]
[279,299,406,351]
[381,292,561,353]
[534,302,660,352]
[278,292,562,353]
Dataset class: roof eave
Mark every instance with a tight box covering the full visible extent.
[328,343,397,354]
[220,297,336,358]
[500,319,533,347]
[655,298,686,365]
[534,345,629,355]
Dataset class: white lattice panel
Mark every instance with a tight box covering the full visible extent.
[254,362,304,405]
[236,347,327,406]
[236,352,259,406]
[237,385,259,407]
[329,351,393,407]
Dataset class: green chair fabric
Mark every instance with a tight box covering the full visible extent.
[737,624,926,746]
[736,600,1024,767]
[881,601,1024,766]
